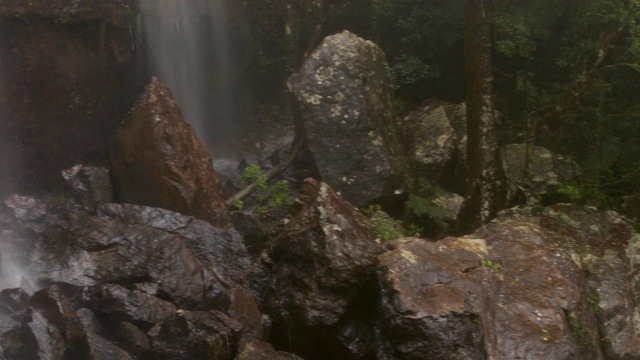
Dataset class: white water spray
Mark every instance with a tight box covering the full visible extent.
[141,0,242,150]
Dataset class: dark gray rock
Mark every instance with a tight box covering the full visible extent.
[236,341,304,360]
[288,31,403,207]
[501,143,581,204]
[148,310,242,360]
[97,203,250,284]
[21,285,90,359]
[402,101,467,192]
[264,178,381,326]
[61,165,113,211]
[27,214,208,308]
[95,284,176,325]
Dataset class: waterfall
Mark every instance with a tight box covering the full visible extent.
[0,18,32,293]
[141,0,242,151]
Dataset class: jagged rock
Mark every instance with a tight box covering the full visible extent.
[97,203,250,284]
[528,206,640,359]
[26,213,208,308]
[94,284,177,325]
[431,192,464,223]
[264,179,381,326]
[501,143,581,204]
[236,341,304,360]
[377,237,488,360]
[61,165,113,211]
[109,77,232,228]
[117,322,152,358]
[402,101,467,192]
[377,205,640,359]
[0,289,27,359]
[288,31,403,207]
[148,310,242,360]
[21,285,90,359]
[228,285,268,346]
[0,288,29,315]
[0,0,144,197]
[403,102,465,181]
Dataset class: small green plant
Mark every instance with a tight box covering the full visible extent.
[556,185,582,202]
[363,205,405,241]
[403,178,450,236]
[234,164,292,215]
[481,259,501,269]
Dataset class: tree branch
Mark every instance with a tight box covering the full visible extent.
[226,138,304,205]
[531,26,626,133]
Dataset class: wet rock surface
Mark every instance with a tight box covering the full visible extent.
[0,0,135,26]
[288,31,403,207]
[263,178,381,327]
[377,205,640,360]
[110,77,232,228]
[1,171,640,359]
[0,187,260,359]
[0,0,145,197]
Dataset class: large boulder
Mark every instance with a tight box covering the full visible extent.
[501,143,581,205]
[0,191,263,359]
[261,178,382,359]
[403,101,467,189]
[0,0,145,197]
[109,77,232,228]
[264,179,381,326]
[287,31,403,207]
[377,205,640,359]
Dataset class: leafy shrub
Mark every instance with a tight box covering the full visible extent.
[233,164,292,215]
[362,205,405,241]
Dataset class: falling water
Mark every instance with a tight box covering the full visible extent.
[0,17,31,292]
[141,0,242,151]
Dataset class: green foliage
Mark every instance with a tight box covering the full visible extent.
[556,185,582,202]
[363,205,405,241]
[234,164,292,215]
[481,259,500,270]
[371,0,464,108]
[403,179,451,237]
[554,182,612,210]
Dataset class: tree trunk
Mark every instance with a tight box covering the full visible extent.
[456,0,506,233]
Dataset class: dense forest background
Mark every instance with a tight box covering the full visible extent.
[242,0,640,223]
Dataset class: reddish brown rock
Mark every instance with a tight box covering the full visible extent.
[109,77,232,228]
[0,0,144,197]
[0,0,134,26]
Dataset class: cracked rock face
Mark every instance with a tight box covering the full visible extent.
[377,205,640,360]
[263,178,381,327]
[288,31,403,207]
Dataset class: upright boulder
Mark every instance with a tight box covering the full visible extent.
[109,77,232,228]
[288,31,403,207]
[264,179,381,327]
[403,101,467,190]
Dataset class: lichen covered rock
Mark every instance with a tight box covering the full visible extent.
[263,178,381,326]
[288,31,403,207]
[377,205,640,360]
